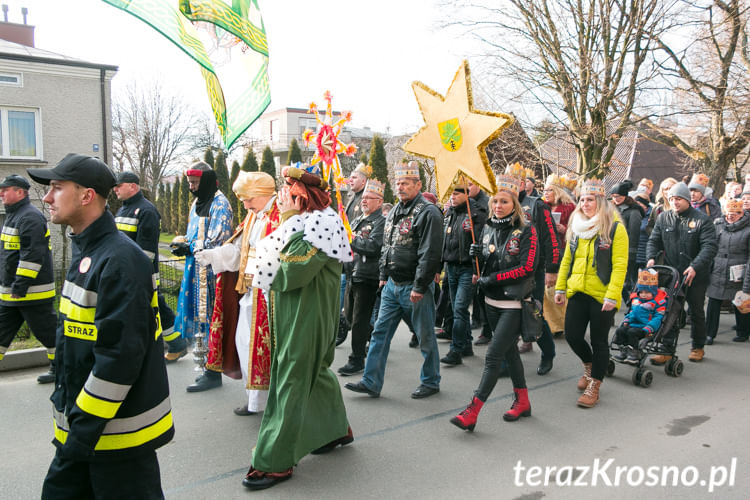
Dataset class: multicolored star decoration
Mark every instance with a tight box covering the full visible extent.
[302,91,357,239]
[403,60,514,202]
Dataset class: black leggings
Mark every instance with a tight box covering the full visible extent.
[475,305,525,401]
[564,293,616,380]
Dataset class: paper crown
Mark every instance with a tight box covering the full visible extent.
[363,179,385,198]
[283,162,328,190]
[354,163,373,178]
[545,173,578,194]
[690,173,710,187]
[726,199,744,213]
[394,161,420,180]
[637,269,659,287]
[495,163,524,195]
[580,178,606,197]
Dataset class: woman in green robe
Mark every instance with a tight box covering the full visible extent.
[243,164,354,490]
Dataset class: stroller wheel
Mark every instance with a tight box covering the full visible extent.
[673,359,684,377]
[632,368,642,386]
[606,359,615,377]
[640,370,653,388]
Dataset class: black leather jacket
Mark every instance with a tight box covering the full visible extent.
[442,198,480,265]
[519,191,560,273]
[646,206,718,277]
[478,216,538,301]
[349,208,385,284]
[380,194,444,293]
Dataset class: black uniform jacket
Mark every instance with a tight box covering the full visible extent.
[379,194,444,294]
[0,196,54,306]
[51,211,174,461]
[349,208,385,283]
[114,190,160,275]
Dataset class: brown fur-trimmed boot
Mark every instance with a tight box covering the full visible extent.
[577,378,602,408]
[577,362,592,391]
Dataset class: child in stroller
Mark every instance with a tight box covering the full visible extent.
[612,269,667,364]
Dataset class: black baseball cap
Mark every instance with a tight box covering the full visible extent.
[115,171,140,185]
[27,153,116,197]
[0,174,31,190]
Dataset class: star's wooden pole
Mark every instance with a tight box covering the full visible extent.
[461,174,481,276]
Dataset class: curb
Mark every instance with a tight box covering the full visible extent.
[0,347,49,372]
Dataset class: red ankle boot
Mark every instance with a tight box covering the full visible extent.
[503,388,531,422]
[450,396,484,431]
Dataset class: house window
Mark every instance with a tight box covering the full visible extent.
[0,72,22,86]
[0,107,41,159]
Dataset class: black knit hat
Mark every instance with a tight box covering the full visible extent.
[609,179,634,197]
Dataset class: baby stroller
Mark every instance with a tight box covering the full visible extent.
[606,265,688,387]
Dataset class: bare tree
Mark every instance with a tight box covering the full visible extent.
[442,0,668,178]
[629,0,750,192]
[112,80,193,195]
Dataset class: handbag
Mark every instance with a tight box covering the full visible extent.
[520,298,543,342]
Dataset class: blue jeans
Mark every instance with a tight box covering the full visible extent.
[446,263,474,353]
[361,278,441,392]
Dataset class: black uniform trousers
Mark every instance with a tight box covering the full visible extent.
[0,302,56,349]
[41,448,163,500]
[344,279,379,361]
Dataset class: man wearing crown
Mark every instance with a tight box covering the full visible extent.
[189,172,280,415]
[338,179,386,375]
[688,173,722,221]
[345,161,444,399]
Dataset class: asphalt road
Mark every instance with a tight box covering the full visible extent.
[2,310,748,500]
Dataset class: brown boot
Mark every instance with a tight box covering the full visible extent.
[577,362,592,391]
[577,378,602,408]
[688,348,704,362]
[649,354,672,366]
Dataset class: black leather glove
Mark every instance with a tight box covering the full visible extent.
[476,275,494,291]
[469,243,483,257]
[169,242,190,257]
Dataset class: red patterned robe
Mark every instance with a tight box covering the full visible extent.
[206,203,281,394]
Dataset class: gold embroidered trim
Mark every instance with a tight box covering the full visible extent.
[280,246,318,263]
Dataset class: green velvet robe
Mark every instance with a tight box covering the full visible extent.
[251,231,350,472]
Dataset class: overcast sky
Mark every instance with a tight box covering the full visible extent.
[9,0,474,138]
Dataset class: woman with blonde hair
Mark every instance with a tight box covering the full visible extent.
[646,177,678,237]
[542,175,576,336]
[555,179,628,408]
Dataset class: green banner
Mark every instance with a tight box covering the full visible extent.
[103,0,271,148]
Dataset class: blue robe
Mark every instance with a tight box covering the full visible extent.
[174,191,233,340]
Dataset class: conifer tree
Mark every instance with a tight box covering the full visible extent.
[230,159,243,225]
[369,135,393,202]
[260,146,276,179]
[359,152,369,165]
[287,138,303,164]
[241,149,259,171]
[214,149,230,195]
[179,174,190,234]
[204,148,215,169]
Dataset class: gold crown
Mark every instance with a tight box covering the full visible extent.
[354,163,373,178]
[546,173,578,193]
[363,179,385,198]
[726,199,744,213]
[394,161,420,179]
[637,269,659,287]
[580,178,606,197]
[691,173,710,186]
[496,163,524,195]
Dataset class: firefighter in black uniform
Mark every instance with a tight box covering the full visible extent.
[113,171,176,343]
[29,154,174,499]
[0,174,57,383]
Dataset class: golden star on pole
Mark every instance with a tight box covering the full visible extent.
[403,60,514,202]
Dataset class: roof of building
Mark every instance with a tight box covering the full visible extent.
[0,39,118,71]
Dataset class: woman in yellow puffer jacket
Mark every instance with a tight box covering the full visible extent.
[555,178,629,408]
